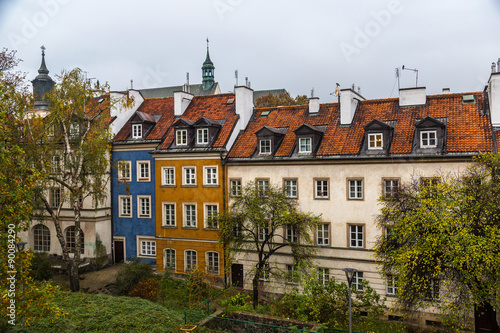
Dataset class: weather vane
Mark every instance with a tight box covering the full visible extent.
[41,45,46,56]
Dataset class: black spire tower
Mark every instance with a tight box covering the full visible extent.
[32,45,54,110]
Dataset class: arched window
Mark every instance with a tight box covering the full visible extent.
[65,226,84,254]
[33,224,50,252]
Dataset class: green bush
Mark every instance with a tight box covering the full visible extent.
[29,251,53,281]
[128,276,160,301]
[114,259,154,295]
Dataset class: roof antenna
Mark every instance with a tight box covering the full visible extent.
[492,62,497,74]
[310,88,314,98]
[395,67,400,90]
[186,72,190,93]
[245,77,248,87]
[402,65,419,87]
[330,83,341,103]
[130,79,133,90]
[235,70,238,87]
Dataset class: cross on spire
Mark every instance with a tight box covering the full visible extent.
[41,45,46,56]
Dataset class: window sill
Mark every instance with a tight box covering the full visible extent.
[161,225,177,229]
[181,185,197,188]
[160,185,176,188]
[202,185,220,188]
[203,227,219,231]
[182,226,198,230]
[314,197,330,200]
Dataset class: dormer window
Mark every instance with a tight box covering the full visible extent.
[299,137,312,153]
[368,133,383,149]
[259,139,271,154]
[132,124,142,139]
[176,129,188,145]
[420,130,437,148]
[197,128,209,144]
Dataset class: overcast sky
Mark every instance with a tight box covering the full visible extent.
[1,0,500,101]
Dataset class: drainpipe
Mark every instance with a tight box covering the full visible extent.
[220,151,228,287]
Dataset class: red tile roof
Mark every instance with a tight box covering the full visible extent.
[228,92,493,159]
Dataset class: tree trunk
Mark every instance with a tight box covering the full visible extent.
[67,259,80,292]
[252,275,259,309]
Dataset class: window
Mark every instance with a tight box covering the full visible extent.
[420,130,437,148]
[163,203,176,226]
[184,204,197,227]
[197,128,209,144]
[204,166,218,186]
[284,179,297,198]
[386,274,398,296]
[230,179,241,196]
[206,252,219,274]
[51,188,61,208]
[137,161,150,182]
[162,167,175,186]
[286,225,298,243]
[70,122,80,138]
[118,161,131,181]
[65,226,84,254]
[315,179,329,199]
[119,196,132,217]
[349,225,364,248]
[33,224,50,252]
[317,223,330,246]
[286,264,299,284]
[258,225,269,241]
[140,240,156,256]
[299,137,312,153]
[259,263,270,281]
[259,139,271,154]
[384,179,400,197]
[425,279,440,301]
[51,155,60,173]
[205,204,219,229]
[368,133,383,149]
[318,268,330,285]
[257,179,269,196]
[176,129,187,145]
[352,271,364,291]
[185,250,197,272]
[138,196,151,218]
[132,124,142,139]
[183,167,196,186]
[348,179,363,200]
[421,177,440,187]
[164,248,176,270]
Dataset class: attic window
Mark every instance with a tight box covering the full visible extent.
[132,124,142,139]
[260,111,271,118]
[462,95,475,104]
[420,130,437,148]
[259,139,271,154]
[368,133,383,150]
[176,130,187,145]
[226,98,234,104]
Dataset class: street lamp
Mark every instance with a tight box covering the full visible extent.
[342,268,358,333]
[15,241,27,327]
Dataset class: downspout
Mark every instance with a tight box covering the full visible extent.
[110,150,115,264]
[220,151,228,286]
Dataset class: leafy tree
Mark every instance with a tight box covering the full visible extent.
[24,68,130,292]
[0,48,63,328]
[375,153,500,330]
[219,182,321,308]
[255,93,308,108]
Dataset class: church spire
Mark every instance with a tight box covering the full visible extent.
[38,45,49,75]
[32,45,54,109]
[202,38,215,91]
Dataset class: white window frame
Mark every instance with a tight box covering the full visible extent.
[315,179,329,199]
[384,179,400,197]
[164,248,176,271]
[70,122,80,138]
[203,166,218,186]
[33,224,50,252]
[51,155,60,173]
[136,160,150,182]
[258,225,269,242]
[163,202,176,227]
[51,188,61,208]
[230,179,242,197]
[185,250,197,272]
[176,129,188,146]
[119,195,132,217]
[137,196,151,218]
[132,124,142,139]
[204,204,219,229]
[317,223,330,246]
[368,133,383,149]
[286,225,298,243]
[318,268,330,286]
[162,166,175,186]
[183,203,197,228]
[352,271,364,291]
[259,263,270,281]
[420,130,437,148]
[206,251,219,274]
[197,128,209,144]
[257,179,269,196]
[259,139,271,154]
[348,179,363,200]
[118,161,131,181]
[298,137,312,153]
[386,274,398,296]
[286,264,299,284]
[349,224,364,248]
[139,239,156,257]
[65,226,84,254]
[183,166,196,186]
[284,179,298,198]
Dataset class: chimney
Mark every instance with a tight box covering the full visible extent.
[235,86,254,131]
[309,97,320,114]
[340,88,365,125]
[399,87,426,107]
[110,89,144,135]
[489,63,500,126]
[174,91,193,116]
[442,88,450,93]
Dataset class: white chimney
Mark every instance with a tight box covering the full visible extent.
[174,91,193,116]
[235,86,254,131]
[489,71,500,126]
[442,88,450,93]
[399,87,426,107]
[340,89,365,125]
[309,97,320,114]
[110,89,144,135]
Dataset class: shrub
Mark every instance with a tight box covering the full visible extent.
[115,259,154,295]
[29,251,53,281]
[128,276,160,301]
